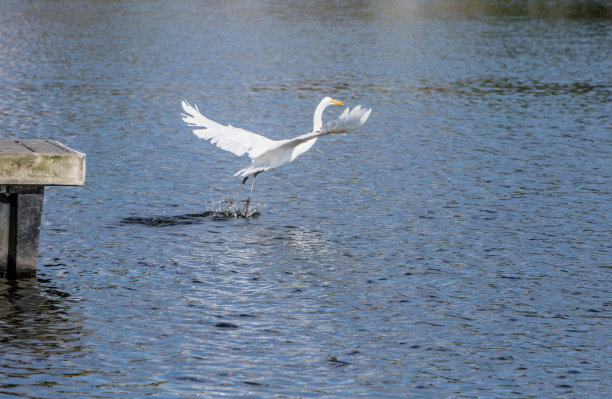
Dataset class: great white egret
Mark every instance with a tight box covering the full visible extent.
[181,97,372,216]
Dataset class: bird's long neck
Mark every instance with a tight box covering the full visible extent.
[312,99,331,132]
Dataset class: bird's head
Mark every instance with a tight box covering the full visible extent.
[313,97,344,132]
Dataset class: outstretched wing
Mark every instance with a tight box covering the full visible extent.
[319,105,372,135]
[281,105,372,149]
[181,100,277,159]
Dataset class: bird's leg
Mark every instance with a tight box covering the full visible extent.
[242,172,259,216]
[228,176,248,211]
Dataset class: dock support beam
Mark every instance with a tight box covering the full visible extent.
[0,186,44,278]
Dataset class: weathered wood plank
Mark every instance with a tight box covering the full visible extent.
[0,140,30,154]
[18,140,72,154]
[0,139,85,186]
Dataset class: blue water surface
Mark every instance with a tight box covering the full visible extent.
[1,1,610,397]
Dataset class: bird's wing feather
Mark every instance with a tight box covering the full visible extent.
[320,105,372,135]
[280,105,372,149]
[181,100,277,159]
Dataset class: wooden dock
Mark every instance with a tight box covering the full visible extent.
[0,139,85,278]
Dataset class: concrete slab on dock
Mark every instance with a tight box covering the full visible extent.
[0,139,85,186]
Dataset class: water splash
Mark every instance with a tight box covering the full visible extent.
[214,199,263,219]
[119,200,262,227]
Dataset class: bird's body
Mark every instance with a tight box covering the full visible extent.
[181,97,371,215]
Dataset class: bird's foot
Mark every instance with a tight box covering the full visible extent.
[242,200,251,217]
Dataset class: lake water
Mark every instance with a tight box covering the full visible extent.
[1,1,611,397]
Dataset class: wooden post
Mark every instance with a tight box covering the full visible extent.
[0,186,44,278]
[0,140,85,278]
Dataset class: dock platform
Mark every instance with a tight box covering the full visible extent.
[0,139,85,278]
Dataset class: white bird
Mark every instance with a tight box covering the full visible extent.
[181,96,372,216]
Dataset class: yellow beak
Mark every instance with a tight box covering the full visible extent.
[330,99,344,106]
